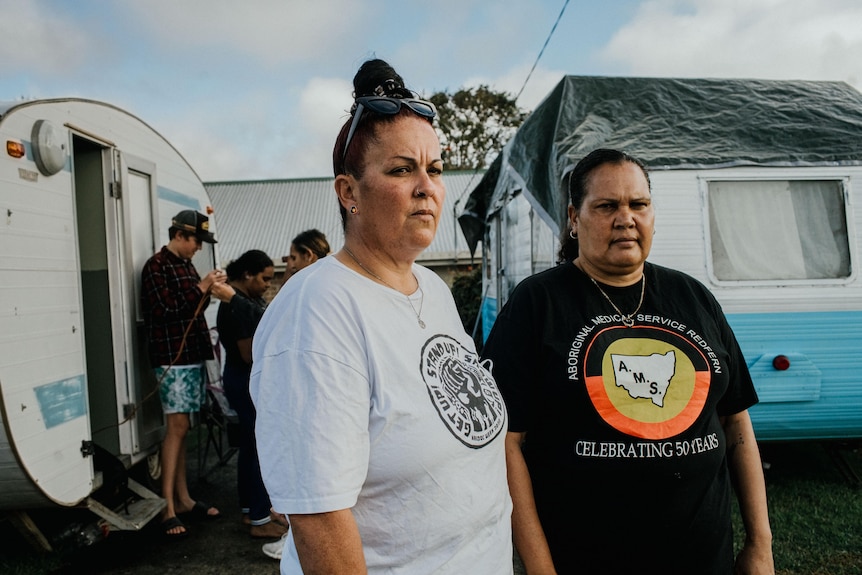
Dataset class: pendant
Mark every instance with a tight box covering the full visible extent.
[418,318,426,329]
[622,316,635,328]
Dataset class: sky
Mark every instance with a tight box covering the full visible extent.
[3,0,862,183]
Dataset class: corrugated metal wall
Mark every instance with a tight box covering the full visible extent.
[206,171,483,269]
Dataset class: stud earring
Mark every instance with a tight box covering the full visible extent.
[350,206,358,214]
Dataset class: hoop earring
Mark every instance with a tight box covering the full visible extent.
[569,229,578,240]
[350,206,358,214]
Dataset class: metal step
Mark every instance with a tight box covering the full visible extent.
[85,477,165,531]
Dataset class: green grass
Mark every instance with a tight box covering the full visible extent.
[733,441,862,575]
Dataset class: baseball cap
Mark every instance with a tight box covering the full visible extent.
[171,210,217,244]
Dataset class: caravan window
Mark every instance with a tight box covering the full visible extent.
[707,180,850,281]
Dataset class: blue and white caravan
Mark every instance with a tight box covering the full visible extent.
[461,76,862,442]
[0,98,218,544]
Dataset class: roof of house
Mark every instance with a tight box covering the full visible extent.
[206,170,484,268]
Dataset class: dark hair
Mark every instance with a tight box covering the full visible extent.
[168,226,191,241]
[332,59,430,225]
[291,229,330,260]
[558,148,651,263]
[225,249,274,281]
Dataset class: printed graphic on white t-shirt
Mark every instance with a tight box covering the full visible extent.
[421,334,506,447]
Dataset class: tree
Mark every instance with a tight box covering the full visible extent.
[429,86,527,171]
[450,266,484,351]
[429,86,525,349]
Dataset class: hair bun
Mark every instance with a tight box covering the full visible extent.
[353,59,412,98]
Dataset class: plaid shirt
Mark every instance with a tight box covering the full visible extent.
[141,246,214,366]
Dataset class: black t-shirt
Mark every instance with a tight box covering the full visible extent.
[216,291,266,375]
[483,262,758,575]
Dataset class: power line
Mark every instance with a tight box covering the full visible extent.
[514,0,571,103]
[454,0,572,234]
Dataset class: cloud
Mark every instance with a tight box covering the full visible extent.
[156,86,282,181]
[0,0,95,77]
[382,0,566,96]
[290,77,355,178]
[602,0,862,88]
[32,0,859,184]
[123,0,365,68]
[172,76,353,181]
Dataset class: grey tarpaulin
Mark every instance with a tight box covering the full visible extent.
[458,76,862,255]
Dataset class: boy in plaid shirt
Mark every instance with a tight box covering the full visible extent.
[141,210,225,537]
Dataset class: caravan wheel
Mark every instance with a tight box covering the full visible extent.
[130,449,162,493]
[146,451,162,482]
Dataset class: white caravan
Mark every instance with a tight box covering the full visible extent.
[462,76,862,443]
[0,98,218,546]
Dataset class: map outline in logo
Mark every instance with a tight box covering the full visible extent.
[584,326,711,439]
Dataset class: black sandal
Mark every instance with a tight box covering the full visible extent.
[161,516,189,538]
[184,500,221,520]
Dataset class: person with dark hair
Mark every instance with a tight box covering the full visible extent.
[482,148,774,574]
[250,59,513,574]
[283,229,331,276]
[141,209,225,537]
[210,250,284,540]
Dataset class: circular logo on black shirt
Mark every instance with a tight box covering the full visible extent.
[583,325,712,439]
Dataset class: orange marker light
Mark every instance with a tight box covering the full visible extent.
[7,140,25,158]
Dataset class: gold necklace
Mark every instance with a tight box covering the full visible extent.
[587,273,645,328]
[343,246,426,329]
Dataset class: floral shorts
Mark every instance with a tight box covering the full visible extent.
[155,364,205,414]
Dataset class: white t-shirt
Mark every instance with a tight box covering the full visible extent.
[250,256,513,575]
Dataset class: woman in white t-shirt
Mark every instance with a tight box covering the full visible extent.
[250,59,513,575]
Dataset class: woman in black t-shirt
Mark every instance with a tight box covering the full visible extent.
[483,149,774,575]
[212,250,284,539]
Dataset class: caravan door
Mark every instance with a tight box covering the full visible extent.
[75,137,162,461]
[113,151,164,457]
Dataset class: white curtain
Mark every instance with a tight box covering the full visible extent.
[708,180,849,281]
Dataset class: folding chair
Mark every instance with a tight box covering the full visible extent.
[197,328,239,480]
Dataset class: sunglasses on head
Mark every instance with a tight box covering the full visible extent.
[342,96,437,162]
